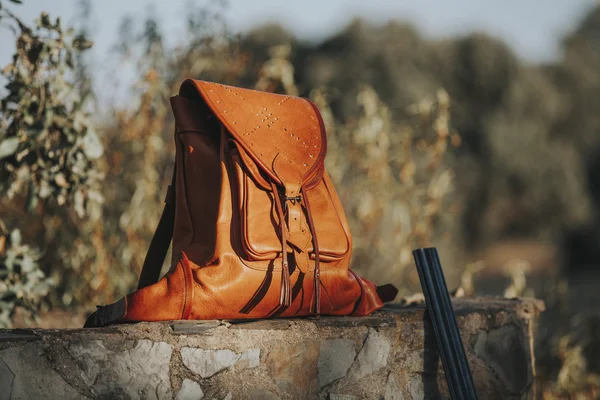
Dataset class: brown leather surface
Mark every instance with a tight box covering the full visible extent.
[89,80,395,325]
[181,80,326,190]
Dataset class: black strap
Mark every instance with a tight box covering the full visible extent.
[137,183,176,290]
[83,298,126,328]
[376,284,398,303]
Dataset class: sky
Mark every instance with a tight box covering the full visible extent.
[0,0,597,106]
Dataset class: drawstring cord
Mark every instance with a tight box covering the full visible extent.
[271,181,291,307]
[270,181,321,315]
[302,186,321,315]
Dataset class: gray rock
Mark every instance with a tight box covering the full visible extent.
[0,356,15,400]
[318,339,357,388]
[68,339,173,399]
[329,394,359,400]
[175,379,204,400]
[247,388,280,399]
[0,344,82,400]
[384,373,405,400]
[229,320,292,330]
[0,331,40,342]
[474,325,532,394]
[350,328,390,378]
[408,376,425,400]
[266,340,320,398]
[237,348,260,370]
[181,347,260,378]
[181,348,239,378]
[171,320,224,335]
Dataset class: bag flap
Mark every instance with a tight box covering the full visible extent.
[230,145,350,262]
[179,79,326,192]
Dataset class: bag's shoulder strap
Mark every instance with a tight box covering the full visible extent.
[137,181,176,290]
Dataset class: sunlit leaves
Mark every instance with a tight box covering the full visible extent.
[0,224,53,328]
[0,137,19,159]
[73,34,94,51]
[0,11,102,217]
[0,6,100,327]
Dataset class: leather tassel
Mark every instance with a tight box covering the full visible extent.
[280,258,291,306]
[302,186,321,315]
[271,181,291,307]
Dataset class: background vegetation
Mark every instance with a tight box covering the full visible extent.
[1,0,600,397]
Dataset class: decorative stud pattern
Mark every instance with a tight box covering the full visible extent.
[193,80,324,176]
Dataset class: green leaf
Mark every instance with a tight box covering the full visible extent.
[9,0,23,4]
[72,35,94,51]
[9,229,21,247]
[40,12,51,28]
[0,137,20,159]
[81,127,103,159]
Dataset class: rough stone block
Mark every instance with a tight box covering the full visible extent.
[175,379,204,400]
[180,347,260,378]
[0,297,543,399]
[349,327,391,378]
[318,339,357,388]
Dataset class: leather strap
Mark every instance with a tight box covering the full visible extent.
[84,298,126,328]
[302,186,321,315]
[137,188,176,290]
[376,284,399,303]
[271,180,292,307]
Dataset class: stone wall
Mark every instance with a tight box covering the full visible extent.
[0,298,543,400]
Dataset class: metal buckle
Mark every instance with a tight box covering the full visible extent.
[285,195,302,206]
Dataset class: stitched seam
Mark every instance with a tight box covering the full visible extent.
[238,254,339,272]
[179,138,195,248]
[181,257,189,319]
[348,269,365,315]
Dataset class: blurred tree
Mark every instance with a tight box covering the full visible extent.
[0,10,99,214]
[0,1,99,326]
[73,0,95,103]
[555,5,600,276]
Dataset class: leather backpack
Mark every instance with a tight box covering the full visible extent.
[85,80,397,327]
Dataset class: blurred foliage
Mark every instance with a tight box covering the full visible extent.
[2,0,600,397]
[0,10,100,212]
[0,1,100,326]
[314,86,458,293]
[0,221,52,328]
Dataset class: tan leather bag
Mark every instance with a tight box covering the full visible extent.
[85,80,397,327]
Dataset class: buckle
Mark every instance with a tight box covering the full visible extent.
[284,195,302,206]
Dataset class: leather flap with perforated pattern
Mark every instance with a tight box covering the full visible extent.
[180,79,326,191]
